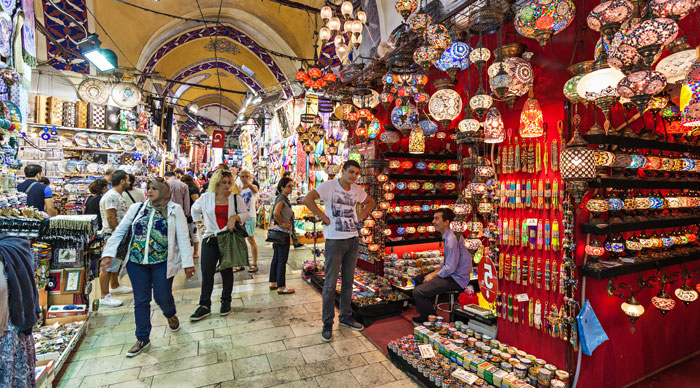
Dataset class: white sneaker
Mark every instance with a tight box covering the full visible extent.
[110,286,133,294]
[100,294,123,307]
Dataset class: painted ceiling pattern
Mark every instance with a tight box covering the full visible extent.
[43,0,89,73]
[165,58,264,95]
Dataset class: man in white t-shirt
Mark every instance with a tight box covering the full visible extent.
[239,170,259,272]
[303,160,375,342]
[98,170,133,307]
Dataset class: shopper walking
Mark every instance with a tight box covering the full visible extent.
[181,174,201,260]
[17,164,57,216]
[98,170,133,307]
[238,170,259,273]
[165,171,190,219]
[411,208,472,324]
[269,177,295,294]
[123,174,146,207]
[100,178,195,357]
[85,179,109,230]
[303,160,375,342]
[190,170,249,321]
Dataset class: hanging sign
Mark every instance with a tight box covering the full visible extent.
[212,130,225,148]
[478,256,498,303]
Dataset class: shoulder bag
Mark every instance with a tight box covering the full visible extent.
[115,202,146,261]
[266,196,290,244]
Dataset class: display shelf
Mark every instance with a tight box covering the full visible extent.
[582,134,700,155]
[580,249,700,279]
[581,214,700,235]
[63,147,130,153]
[454,306,499,326]
[393,194,459,201]
[388,173,460,181]
[387,347,441,388]
[386,236,442,247]
[386,216,434,225]
[28,123,151,138]
[383,152,459,160]
[588,177,700,190]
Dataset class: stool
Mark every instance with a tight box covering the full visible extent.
[434,290,462,322]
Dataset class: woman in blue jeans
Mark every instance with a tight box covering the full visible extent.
[101,178,194,357]
[269,177,295,294]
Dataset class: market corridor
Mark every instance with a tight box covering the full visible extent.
[55,230,418,388]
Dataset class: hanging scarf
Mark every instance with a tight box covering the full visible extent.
[20,0,35,67]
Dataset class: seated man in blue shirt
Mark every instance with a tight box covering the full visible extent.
[412,208,472,324]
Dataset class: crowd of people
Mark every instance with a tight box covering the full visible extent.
[19,159,473,357]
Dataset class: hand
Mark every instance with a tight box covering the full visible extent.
[227,215,241,230]
[282,221,293,229]
[184,267,195,279]
[100,257,112,272]
[320,215,331,226]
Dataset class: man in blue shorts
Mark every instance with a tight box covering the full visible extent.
[239,170,260,272]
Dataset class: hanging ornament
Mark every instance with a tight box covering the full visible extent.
[409,11,431,35]
[435,41,472,79]
[520,96,544,138]
[515,0,576,47]
[408,125,425,154]
[394,0,418,20]
[428,79,462,129]
[484,107,505,143]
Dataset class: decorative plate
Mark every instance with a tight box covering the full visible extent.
[77,79,110,104]
[0,12,11,58]
[87,163,99,173]
[4,101,20,123]
[120,135,135,150]
[107,134,122,149]
[60,136,73,147]
[65,160,78,172]
[87,133,99,148]
[0,0,15,13]
[73,132,89,147]
[97,134,109,148]
[111,82,142,108]
[77,160,89,173]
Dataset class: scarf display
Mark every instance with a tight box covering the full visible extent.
[39,215,98,244]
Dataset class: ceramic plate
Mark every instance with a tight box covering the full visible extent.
[107,134,121,149]
[97,134,109,148]
[65,160,78,173]
[120,136,135,150]
[74,132,89,147]
[87,133,99,148]
[60,136,73,147]
[87,163,99,173]
[77,160,89,172]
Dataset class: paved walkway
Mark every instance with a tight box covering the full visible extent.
[56,229,419,388]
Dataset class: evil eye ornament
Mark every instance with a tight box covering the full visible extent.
[41,126,51,141]
[421,204,431,211]
[397,227,407,235]
[50,126,58,136]
[415,161,427,170]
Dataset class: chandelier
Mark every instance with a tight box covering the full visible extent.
[319,1,367,62]
[515,0,576,47]
[295,66,336,89]
[576,58,625,131]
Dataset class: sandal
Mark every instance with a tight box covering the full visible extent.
[233,266,245,273]
[248,265,258,273]
[277,288,295,294]
[269,284,278,290]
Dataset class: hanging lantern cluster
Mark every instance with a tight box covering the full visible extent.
[487,47,534,107]
[515,0,576,47]
[295,66,337,89]
[296,117,326,155]
[319,1,367,62]
[382,72,429,110]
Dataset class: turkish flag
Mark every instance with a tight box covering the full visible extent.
[212,130,225,148]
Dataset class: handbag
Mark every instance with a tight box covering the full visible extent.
[115,203,145,261]
[231,194,248,238]
[265,196,290,244]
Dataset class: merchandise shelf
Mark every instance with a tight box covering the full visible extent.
[383,152,459,160]
[28,123,151,138]
[588,177,700,190]
[580,214,700,235]
[583,134,700,155]
[580,249,700,279]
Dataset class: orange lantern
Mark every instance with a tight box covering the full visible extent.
[520,97,544,138]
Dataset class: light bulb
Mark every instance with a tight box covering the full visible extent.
[334,34,344,47]
[341,1,353,18]
[319,27,331,43]
[336,43,349,61]
[328,16,341,32]
[621,296,645,324]
[356,8,367,24]
[352,19,363,36]
[351,34,362,48]
[320,5,333,22]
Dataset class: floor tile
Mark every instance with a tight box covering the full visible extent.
[361,350,388,364]
[314,370,361,388]
[139,353,218,378]
[375,378,423,388]
[266,348,306,370]
[168,330,214,345]
[231,326,295,347]
[296,354,367,379]
[330,337,371,357]
[79,367,140,388]
[269,377,319,388]
[150,361,233,388]
[108,376,153,388]
[350,363,396,387]
[217,341,286,361]
[382,360,408,380]
[299,343,338,363]
[231,354,271,378]
[198,336,233,355]
[219,367,301,388]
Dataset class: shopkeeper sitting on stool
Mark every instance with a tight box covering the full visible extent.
[412,208,472,325]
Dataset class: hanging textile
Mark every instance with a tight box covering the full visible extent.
[20,0,35,67]
[0,323,35,388]
[42,0,89,73]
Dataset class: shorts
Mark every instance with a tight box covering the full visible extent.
[107,257,121,273]
[245,217,255,236]
[189,222,200,243]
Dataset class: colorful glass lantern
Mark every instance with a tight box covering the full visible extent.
[585,238,606,258]
[503,57,535,100]
[458,116,481,133]
[414,92,430,111]
[675,284,698,306]
[414,45,440,71]
[594,150,616,167]
[419,119,439,136]
[564,75,583,104]
[469,47,491,67]
[484,107,505,144]
[617,70,667,112]
[605,234,626,255]
[436,42,472,79]
[651,288,675,316]
[395,0,418,20]
[429,80,462,129]
[470,90,494,118]
[478,198,494,214]
[561,130,595,203]
[608,18,644,72]
[649,0,696,20]
[586,0,634,41]
[621,296,645,324]
[515,0,575,47]
[408,125,425,154]
[391,104,419,132]
[627,17,679,67]
[519,97,544,137]
[408,11,431,34]
[379,91,395,109]
[682,100,700,127]
[656,38,696,84]
[380,130,401,144]
[424,24,450,50]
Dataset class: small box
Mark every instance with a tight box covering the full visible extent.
[46,305,87,318]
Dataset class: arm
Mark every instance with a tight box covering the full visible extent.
[243,181,259,194]
[101,203,140,259]
[437,237,459,280]
[43,186,57,216]
[357,195,376,221]
[105,208,118,231]
[182,185,191,217]
[273,201,292,229]
[191,194,203,223]
[173,204,195,276]
[234,195,250,223]
[303,190,330,225]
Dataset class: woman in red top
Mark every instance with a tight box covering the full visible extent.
[190,170,249,321]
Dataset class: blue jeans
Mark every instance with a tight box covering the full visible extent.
[126,260,176,342]
[322,237,359,327]
[270,235,290,287]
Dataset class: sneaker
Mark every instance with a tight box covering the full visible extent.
[99,294,123,307]
[321,325,333,342]
[339,319,364,331]
[411,316,427,325]
[110,286,133,295]
[190,306,211,322]
[167,316,180,332]
[220,300,231,316]
[125,340,150,357]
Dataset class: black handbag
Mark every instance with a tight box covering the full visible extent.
[115,203,145,260]
[232,194,249,238]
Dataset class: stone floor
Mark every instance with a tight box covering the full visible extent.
[56,229,420,388]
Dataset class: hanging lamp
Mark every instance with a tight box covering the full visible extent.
[515,0,576,47]
[408,125,425,154]
[429,79,462,129]
[484,107,505,143]
[519,92,544,138]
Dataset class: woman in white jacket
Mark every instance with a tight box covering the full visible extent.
[101,178,194,357]
[190,170,249,321]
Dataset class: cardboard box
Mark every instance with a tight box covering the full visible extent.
[46,305,87,319]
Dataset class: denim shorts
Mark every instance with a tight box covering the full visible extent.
[106,257,121,273]
[245,217,255,236]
